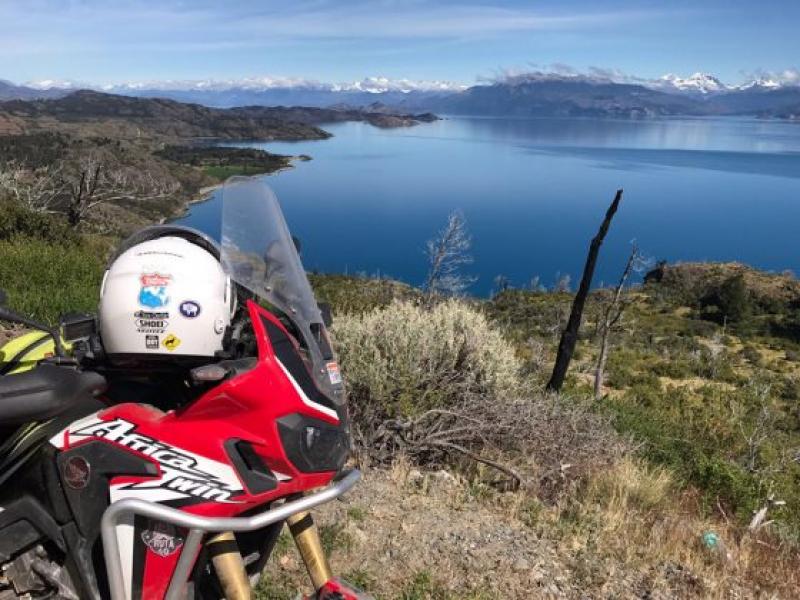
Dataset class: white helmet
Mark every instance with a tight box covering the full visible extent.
[99,229,234,362]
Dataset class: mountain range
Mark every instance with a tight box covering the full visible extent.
[3,72,800,119]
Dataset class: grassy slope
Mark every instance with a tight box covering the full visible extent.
[486,267,800,539]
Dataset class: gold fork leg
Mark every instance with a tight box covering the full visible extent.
[286,511,332,591]
[207,531,252,600]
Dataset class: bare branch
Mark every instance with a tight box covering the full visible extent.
[424,210,476,298]
[594,242,640,400]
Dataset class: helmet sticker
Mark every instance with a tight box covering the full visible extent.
[162,334,181,351]
[139,273,171,308]
[135,310,169,334]
[179,300,201,319]
[145,335,159,349]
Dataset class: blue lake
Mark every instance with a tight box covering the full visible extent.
[177,116,800,296]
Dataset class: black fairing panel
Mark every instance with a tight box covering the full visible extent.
[56,440,158,540]
[225,439,278,494]
[260,316,340,416]
[0,496,66,562]
[0,404,135,600]
[277,413,348,473]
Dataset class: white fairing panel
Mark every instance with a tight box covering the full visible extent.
[50,415,247,600]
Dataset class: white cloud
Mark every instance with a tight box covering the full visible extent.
[740,68,800,87]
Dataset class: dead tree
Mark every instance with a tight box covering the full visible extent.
[62,155,178,227]
[593,244,639,400]
[424,210,475,298]
[547,189,622,392]
[0,162,63,212]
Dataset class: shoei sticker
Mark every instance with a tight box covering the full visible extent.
[145,335,159,350]
[162,333,181,351]
[179,300,201,319]
[326,361,343,385]
[135,310,169,333]
[139,273,171,309]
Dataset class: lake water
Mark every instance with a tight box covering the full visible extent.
[177,116,800,296]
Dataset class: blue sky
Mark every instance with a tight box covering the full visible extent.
[1,0,798,86]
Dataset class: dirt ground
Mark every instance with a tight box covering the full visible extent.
[258,465,767,600]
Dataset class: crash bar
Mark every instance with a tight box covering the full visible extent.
[100,469,361,600]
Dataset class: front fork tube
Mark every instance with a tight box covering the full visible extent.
[286,511,333,591]
[207,531,251,600]
[208,511,332,599]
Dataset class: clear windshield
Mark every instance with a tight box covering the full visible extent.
[219,177,322,329]
[221,177,344,413]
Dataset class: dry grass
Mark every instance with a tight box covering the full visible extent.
[258,460,800,599]
[555,458,800,598]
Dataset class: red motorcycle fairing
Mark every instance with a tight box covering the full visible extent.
[49,300,349,599]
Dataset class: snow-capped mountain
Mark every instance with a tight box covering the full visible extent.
[74,76,465,95]
[7,75,465,108]
[16,76,464,108]
[332,76,466,94]
[652,72,731,95]
[5,69,800,118]
[23,79,88,90]
[105,76,329,93]
[737,77,783,91]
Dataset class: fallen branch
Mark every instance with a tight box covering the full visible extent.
[422,440,522,490]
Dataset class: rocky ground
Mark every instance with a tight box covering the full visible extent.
[256,464,773,600]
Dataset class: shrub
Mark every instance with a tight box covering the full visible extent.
[707,274,753,324]
[333,300,627,495]
[310,273,421,315]
[0,201,79,245]
[740,345,763,366]
[332,299,521,419]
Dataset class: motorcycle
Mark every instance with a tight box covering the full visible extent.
[0,178,368,599]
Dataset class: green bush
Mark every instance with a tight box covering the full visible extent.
[652,358,695,379]
[740,345,763,366]
[332,299,521,418]
[0,202,79,245]
[706,274,753,324]
[624,382,663,407]
[693,455,761,516]
[0,237,106,323]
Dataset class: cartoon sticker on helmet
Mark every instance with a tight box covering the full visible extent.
[179,300,201,319]
[139,273,171,309]
[162,333,181,351]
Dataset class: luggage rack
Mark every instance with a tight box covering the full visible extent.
[101,469,361,600]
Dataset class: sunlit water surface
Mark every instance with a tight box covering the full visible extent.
[178,116,800,295]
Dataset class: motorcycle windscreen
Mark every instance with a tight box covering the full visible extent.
[219,177,345,403]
